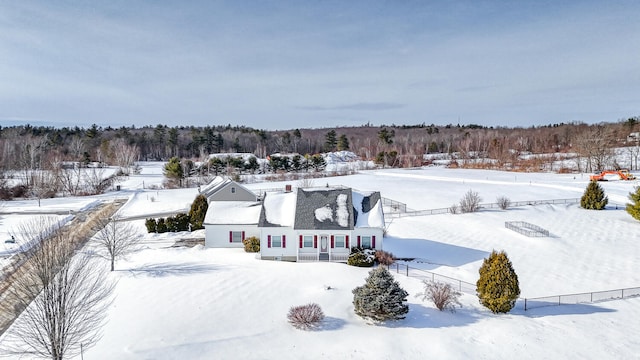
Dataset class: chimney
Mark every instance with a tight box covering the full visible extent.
[285,184,292,193]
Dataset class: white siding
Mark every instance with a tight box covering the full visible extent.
[205,224,259,248]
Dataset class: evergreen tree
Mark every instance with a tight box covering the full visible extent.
[625,186,640,221]
[324,130,337,152]
[337,134,350,151]
[580,180,608,210]
[352,267,409,322]
[189,194,209,230]
[476,250,520,313]
[163,157,184,186]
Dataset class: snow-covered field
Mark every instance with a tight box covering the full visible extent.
[2,164,640,359]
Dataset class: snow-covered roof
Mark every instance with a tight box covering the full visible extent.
[204,201,262,225]
[258,188,384,230]
[259,191,297,228]
[199,176,229,197]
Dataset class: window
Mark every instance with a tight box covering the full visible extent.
[230,231,244,243]
[361,235,372,249]
[231,187,236,194]
[271,235,282,248]
[303,235,313,248]
[334,235,345,248]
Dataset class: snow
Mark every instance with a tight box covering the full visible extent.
[314,205,333,222]
[263,191,297,227]
[351,190,385,228]
[2,163,640,359]
[335,193,349,227]
[204,201,262,224]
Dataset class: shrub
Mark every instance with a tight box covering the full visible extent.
[145,218,157,233]
[626,186,640,221]
[476,250,520,313]
[496,196,511,210]
[449,203,459,214]
[352,267,409,322]
[189,194,208,230]
[416,280,462,312]
[287,303,325,330]
[156,218,167,233]
[460,189,481,213]
[164,213,190,232]
[173,213,191,231]
[580,180,608,210]
[375,250,395,267]
[347,247,375,267]
[242,236,260,252]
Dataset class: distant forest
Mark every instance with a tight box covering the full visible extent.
[1,117,639,174]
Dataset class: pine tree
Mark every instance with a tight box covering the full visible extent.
[352,267,409,322]
[476,250,520,313]
[189,194,209,230]
[580,180,608,210]
[625,186,640,221]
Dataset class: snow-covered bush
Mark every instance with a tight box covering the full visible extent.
[145,218,157,233]
[347,247,375,267]
[242,236,260,253]
[476,250,520,313]
[496,196,511,210]
[460,189,482,213]
[352,267,409,322]
[156,218,167,233]
[581,181,608,210]
[287,303,324,330]
[416,280,462,312]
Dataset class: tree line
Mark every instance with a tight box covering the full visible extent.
[1,117,639,178]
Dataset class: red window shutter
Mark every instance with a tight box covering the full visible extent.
[242,231,245,241]
[330,235,334,248]
[229,231,233,243]
[283,235,286,248]
[314,235,318,248]
[372,235,376,248]
[268,235,271,248]
[299,235,303,248]
[345,235,349,248]
[357,236,361,247]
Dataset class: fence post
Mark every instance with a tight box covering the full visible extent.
[459,280,462,292]
[558,296,561,305]
[524,298,527,311]
[406,265,408,276]
[622,289,625,298]
[395,263,399,273]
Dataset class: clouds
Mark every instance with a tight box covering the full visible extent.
[0,1,638,129]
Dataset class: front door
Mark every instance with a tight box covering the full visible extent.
[320,235,328,253]
[319,235,329,261]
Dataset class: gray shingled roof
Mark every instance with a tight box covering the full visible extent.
[293,188,354,230]
[258,187,383,229]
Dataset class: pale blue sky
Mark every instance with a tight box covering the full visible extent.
[0,1,638,130]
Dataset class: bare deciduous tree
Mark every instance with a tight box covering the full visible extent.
[459,189,482,213]
[1,217,114,360]
[111,138,139,175]
[92,217,140,271]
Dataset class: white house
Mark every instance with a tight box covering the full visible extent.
[204,200,262,248]
[203,179,385,261]
[202,177,260,248]
[258,187,385,262]
[199,176,257,203]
